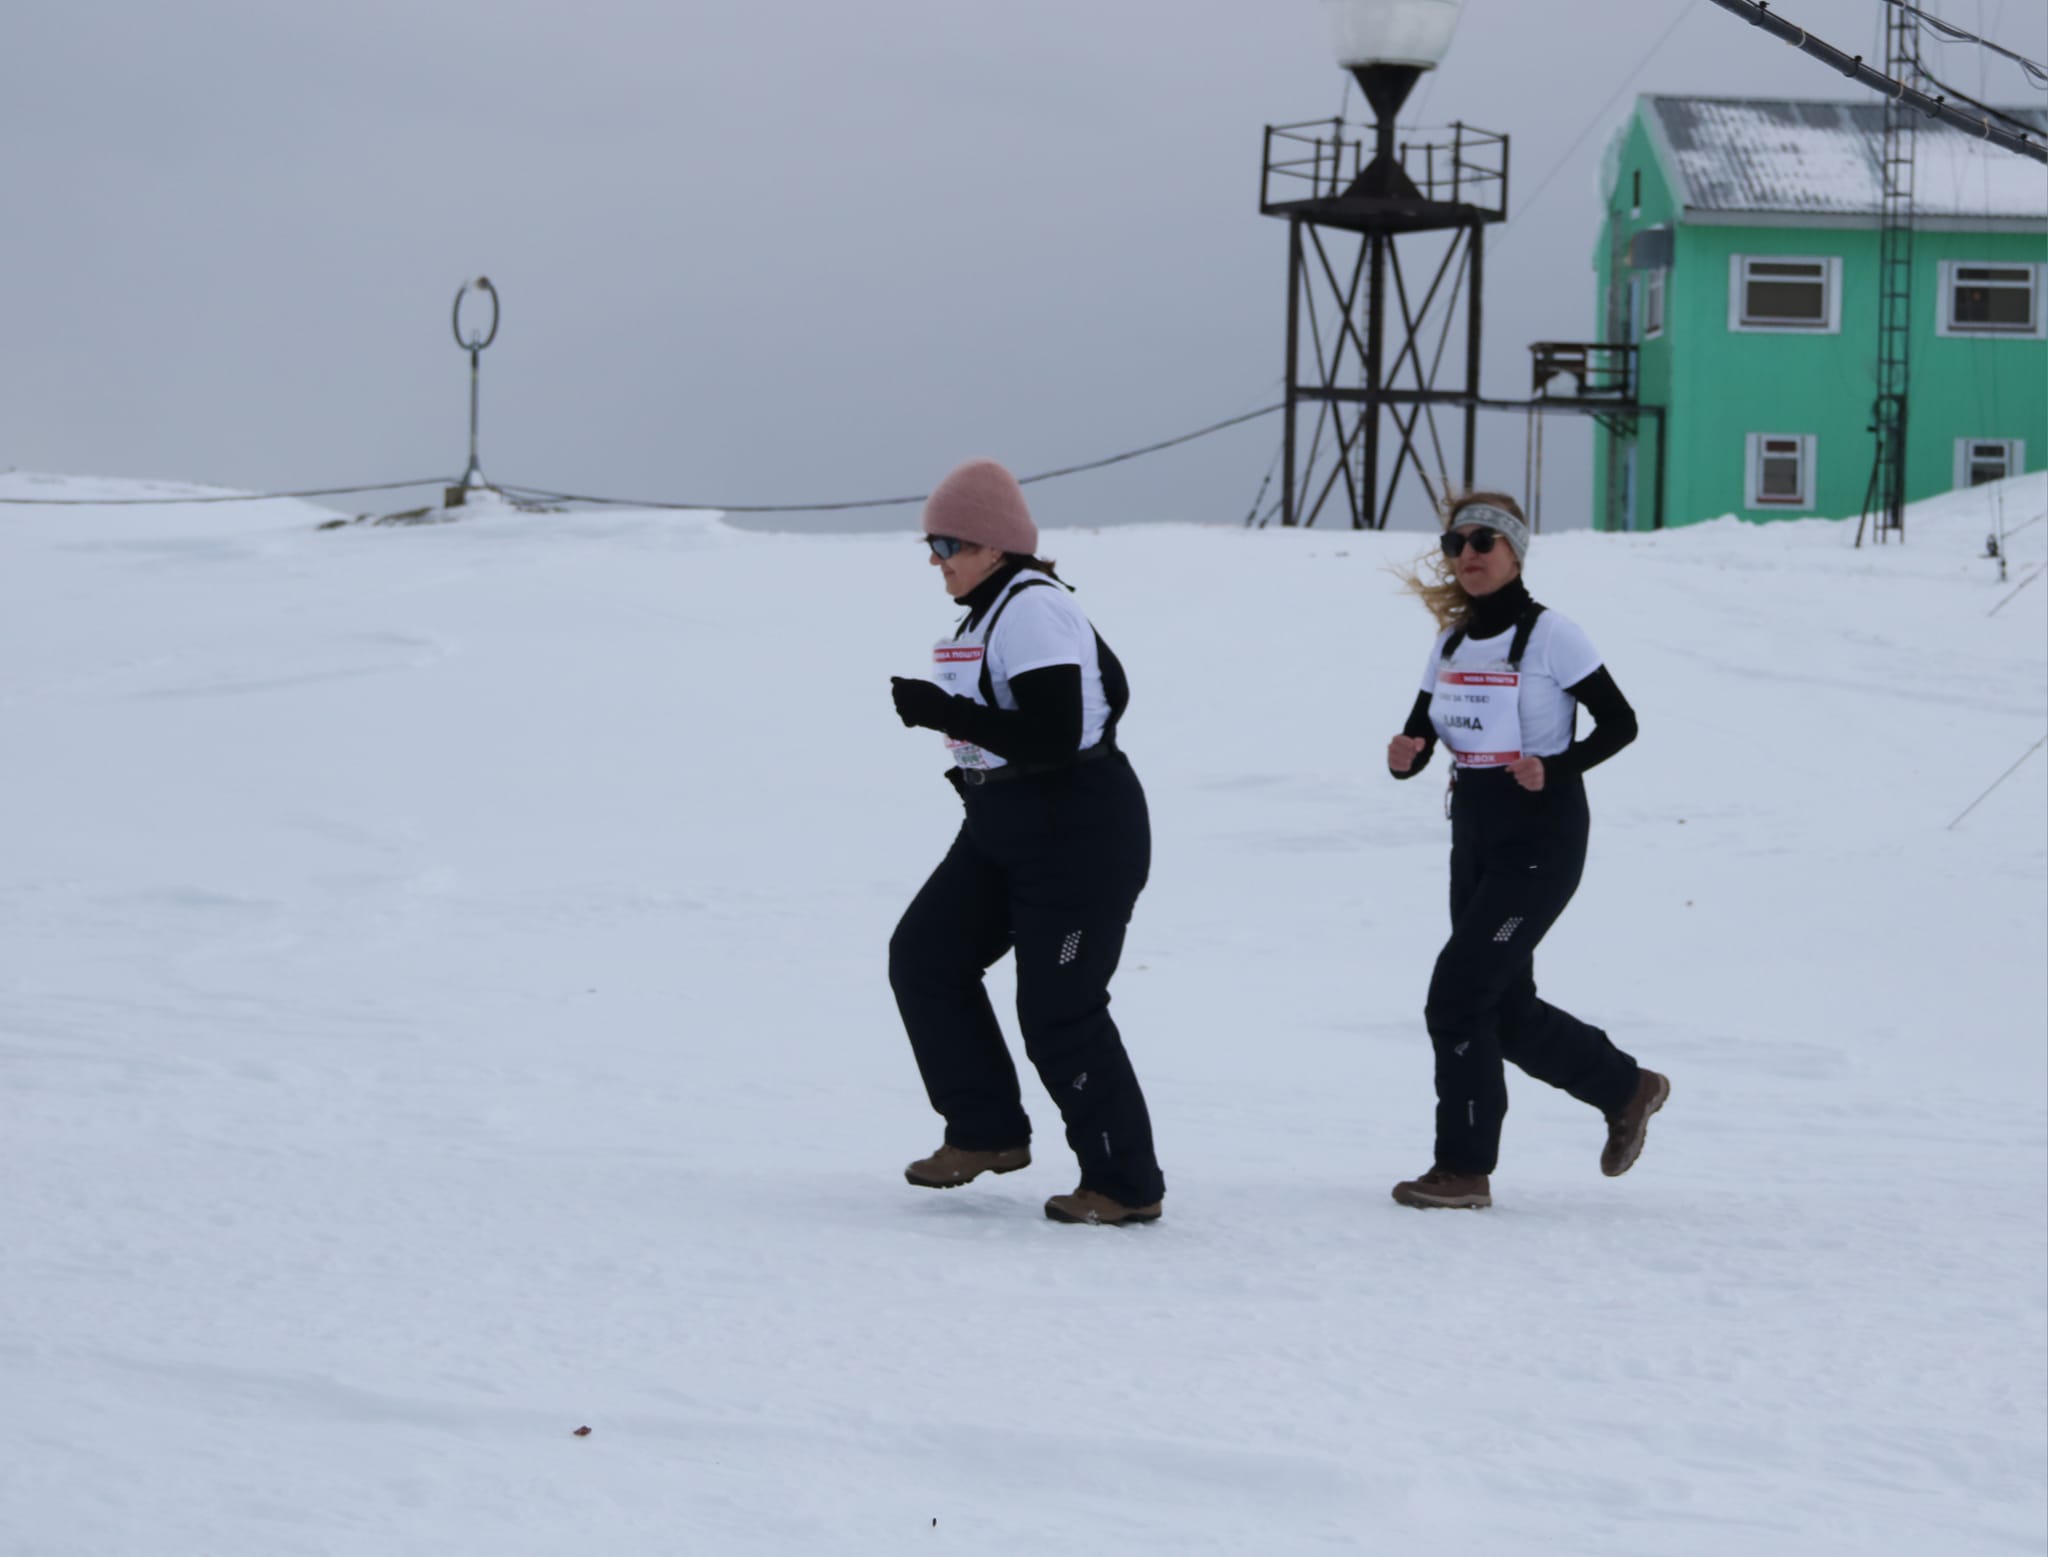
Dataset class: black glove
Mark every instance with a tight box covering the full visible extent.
[891,676,955,731]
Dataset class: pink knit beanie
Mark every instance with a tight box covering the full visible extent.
[921,458,1039,557]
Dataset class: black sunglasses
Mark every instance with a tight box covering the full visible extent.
[926,535,970,560]
[1439,528,1502,559]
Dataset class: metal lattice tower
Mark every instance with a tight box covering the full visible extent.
[1263,103,1508,529]
[1859,4,1920,547]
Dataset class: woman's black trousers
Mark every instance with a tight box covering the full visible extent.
[889,754,1164,1207]
[1427,768,1640,1176]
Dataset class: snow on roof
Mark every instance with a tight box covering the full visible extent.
[1645,95,2048,221]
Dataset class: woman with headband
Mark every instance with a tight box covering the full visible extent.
[1384,491,1666,1210]
[885,458,1165,1227]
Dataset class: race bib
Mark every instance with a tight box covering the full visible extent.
[1432,668,1522,767]
[932,642,996,769]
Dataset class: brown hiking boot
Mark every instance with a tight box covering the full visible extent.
[1391,1167,1492,1209]
[1601,1069,1670,1177]
[904,1143,1030,1188]
[1043,1188,1163,1226]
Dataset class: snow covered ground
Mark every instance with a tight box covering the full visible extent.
[3,469,2043,1556]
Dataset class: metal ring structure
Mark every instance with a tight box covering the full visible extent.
[452,277,500,351]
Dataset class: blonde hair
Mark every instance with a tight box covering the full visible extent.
[1395,489,1527,631]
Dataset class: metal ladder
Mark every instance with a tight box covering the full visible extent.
[1858,4,1919,547]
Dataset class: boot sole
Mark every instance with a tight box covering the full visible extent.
[1602,1072,1670,1178]
[1043,1201,1162,1226]
[1391,1188,1491,1209]
[904,1156,1031,1189]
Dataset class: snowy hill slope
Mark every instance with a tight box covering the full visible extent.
[2,471,2043,1556]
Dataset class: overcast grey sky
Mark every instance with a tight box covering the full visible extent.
[4,0,2042,531]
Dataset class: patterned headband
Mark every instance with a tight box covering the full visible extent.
[1447,501,1530,559]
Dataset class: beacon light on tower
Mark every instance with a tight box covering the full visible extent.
[1320,0,1468,199]
[1259,0,1505,529]
[1321,0,1466,71]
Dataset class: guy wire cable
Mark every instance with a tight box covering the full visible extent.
[1883,0,2048,85]
[1701,0,2047,160]
[497,401,1286,514]
[0,477,455,506]
[1493,0,1700,255]
[1988,563,2044,615]
[1916,65,2043,133]
[1947,733,2048,829]
[1241,435,1286,528]
[0,400,1288,518]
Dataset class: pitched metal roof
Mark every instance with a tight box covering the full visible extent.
[1643,95,2048,221]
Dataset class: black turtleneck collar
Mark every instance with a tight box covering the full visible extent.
[957,558,1028,629]
[1463,575,1533,639]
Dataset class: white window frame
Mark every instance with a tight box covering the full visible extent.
[1746,433,1817,511]
[1728,255,1842,334]
[1954,438,2026,489]
[1643,268,1665,339]
[1937,261,2047,340]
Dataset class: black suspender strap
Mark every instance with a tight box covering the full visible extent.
[971,578,1058,706]
[1094,631,1129,740]
[1508,601,1546,669]
[967,576,1130,750]
[1443,600,1547,670]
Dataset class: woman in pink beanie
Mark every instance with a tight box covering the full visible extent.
[885,459,1166,1226]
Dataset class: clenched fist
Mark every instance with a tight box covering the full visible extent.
[1387,734,1427,774]
[891,676,953,731]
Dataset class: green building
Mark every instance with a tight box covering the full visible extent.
[1589,96,2047,530]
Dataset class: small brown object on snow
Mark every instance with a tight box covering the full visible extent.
[573,1426,592,1437]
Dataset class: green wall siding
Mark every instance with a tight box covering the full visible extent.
[1592,102,2047,530]
[1910,232,2048,490]
[1592,116,1679,532]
